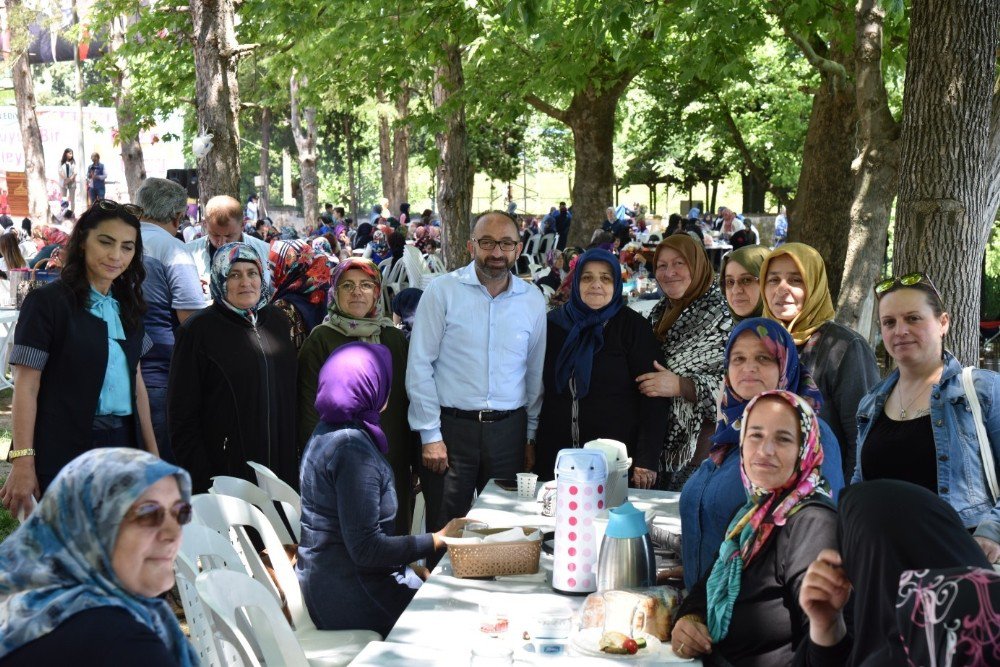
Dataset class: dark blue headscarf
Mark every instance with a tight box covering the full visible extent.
[712,317,823,448]
[549,249,623,399]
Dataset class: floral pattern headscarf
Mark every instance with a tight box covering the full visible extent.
[705,389,832,642]
[0,448,198,665]
[269,239,332,307]
[210,242,272,324]
[311,236,333,257]
[369,229,388,257]
[323,257,394,342]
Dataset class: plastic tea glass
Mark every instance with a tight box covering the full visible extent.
[516,472,538,499]
[479,604,509,638]
[470,643,513,667]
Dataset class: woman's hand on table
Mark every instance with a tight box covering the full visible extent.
[974,537,1000,563]
[799,549,851,647]
[671,615,712,658]
[636,361,681,398]
[431,517,474,550]
[631,466,657,489]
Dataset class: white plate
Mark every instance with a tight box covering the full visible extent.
[570,627,676,661]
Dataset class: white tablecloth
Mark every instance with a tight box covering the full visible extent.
[375,481,695,666]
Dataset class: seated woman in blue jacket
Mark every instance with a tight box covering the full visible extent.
[679,318,844,589]
[295,342,467,637]
[853,272,1000,563]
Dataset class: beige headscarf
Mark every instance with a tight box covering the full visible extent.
[322,257,395,343]
[653,234,715,341]
[759,243,835,346]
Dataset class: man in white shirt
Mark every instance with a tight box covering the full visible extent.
[186,195,271,292]
[407,211,547,531]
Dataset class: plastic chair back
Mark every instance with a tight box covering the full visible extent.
[247,461,302,542]
[191,493,313,632]
[196,569,310,667]
[210,475,295,544]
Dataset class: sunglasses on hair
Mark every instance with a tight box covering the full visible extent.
[873,272,941,299]
[123,500,193,528]
[95,198,144,220]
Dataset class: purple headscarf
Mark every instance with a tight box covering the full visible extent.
[314,341,393,454]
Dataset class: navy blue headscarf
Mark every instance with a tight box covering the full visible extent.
[549,249,623,399]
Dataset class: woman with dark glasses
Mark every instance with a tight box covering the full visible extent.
[854,272,1000,562]
[0,448,198,666]
[0,200,158,520]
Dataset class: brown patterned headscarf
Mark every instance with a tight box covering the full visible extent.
[653,234,714,340]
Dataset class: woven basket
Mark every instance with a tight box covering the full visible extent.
[446,527,542,578]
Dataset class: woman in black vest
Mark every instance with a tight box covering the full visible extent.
[0,201,155,518]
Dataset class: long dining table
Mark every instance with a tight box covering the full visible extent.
[348,480,697,666]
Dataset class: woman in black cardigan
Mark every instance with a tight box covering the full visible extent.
[1,201,156,518]
[168,242,298,493]
[534,249,668,486]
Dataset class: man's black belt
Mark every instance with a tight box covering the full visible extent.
[441,407,519,423]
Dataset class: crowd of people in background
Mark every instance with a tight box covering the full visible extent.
[0,179,998,667]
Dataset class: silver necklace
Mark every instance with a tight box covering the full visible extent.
[898,382,932,420]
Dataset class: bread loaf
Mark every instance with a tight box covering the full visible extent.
[580,587,680,641]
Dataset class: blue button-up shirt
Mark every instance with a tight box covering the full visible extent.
[406,261,547,444]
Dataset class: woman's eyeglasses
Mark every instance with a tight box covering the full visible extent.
[123,500,193,528]
[874,272,941,299]
[338,280,378,293]
[724,276,759,290]
[95,198,144,220]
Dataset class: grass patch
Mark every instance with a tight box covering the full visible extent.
[0,472,17,542]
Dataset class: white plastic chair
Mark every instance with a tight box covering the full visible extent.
[538,233,557,261]
[247,461,302,542]
[191,494,381,666]
[401,246,436,289]
[210,475,295,545]
[523,233,541,260]
[196,569,311,667]
[175,524,247,666]
[410,491,426,537]
[424,253,446,274]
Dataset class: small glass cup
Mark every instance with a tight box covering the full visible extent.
[478,604,509,638]
[470,643,513,666]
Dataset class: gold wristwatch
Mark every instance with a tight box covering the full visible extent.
[7,448,35,461]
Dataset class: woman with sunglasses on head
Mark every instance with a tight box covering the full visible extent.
[853,273,1000,562]
[0,201,157,521]
[168,242,298,494]
[759,243,880,480]
[0,448,197,666]
[297,257,417,536]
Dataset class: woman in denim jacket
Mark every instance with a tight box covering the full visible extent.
[853,273,1000,562]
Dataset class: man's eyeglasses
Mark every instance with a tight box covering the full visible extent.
[472,238,518,252]
[723,276,759,290]
[123,500,193,528]
[338,280,378,293]
[874,272,941,300]
[95,198,143,220]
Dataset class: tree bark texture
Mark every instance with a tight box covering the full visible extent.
[7,0,48,223]
[191,0,241,205]
[892,0,999,366]
[377,95,393,205]
[434,41,474,269]
[391,89,411,212]
[109,16,146,202]
[259,107,271,216]
[344,115,358,222]
[834,0,901,335]
[290,74,319,227]
[786,43,858,301]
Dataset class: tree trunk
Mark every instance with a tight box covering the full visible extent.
[391,89,411,211]
[7,0,48,223]
[834,0,901,335]
[787,45,858,301]
[891,0,999,366]
[259,107,271,216]
[191,0,242,205]
[109,16,146,202]
[709,180,718,214]
[434,41,473,269]
[290,73,319,228]
[344,115,358,222]
[377,93,393,204]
